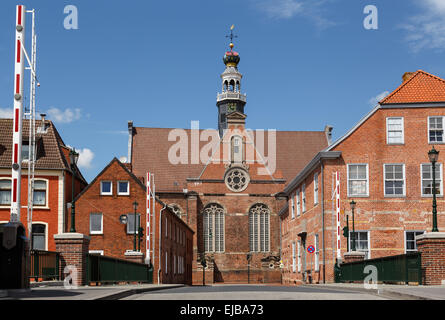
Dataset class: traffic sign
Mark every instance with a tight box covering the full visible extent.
[307,245,315,253]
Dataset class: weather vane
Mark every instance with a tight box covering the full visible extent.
[226,24,237,49]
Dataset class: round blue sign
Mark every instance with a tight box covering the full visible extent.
[307,245,315,253]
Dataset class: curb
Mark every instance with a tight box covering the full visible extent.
[30,281,64,288]
[301,285,431,300]
[94,284,186,300]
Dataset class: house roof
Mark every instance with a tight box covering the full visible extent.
[131,127,328,192]
[0,118,87,184]
[380,70,445,105]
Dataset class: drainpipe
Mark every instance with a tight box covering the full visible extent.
[320,159,326,284]
[158,203,167,284]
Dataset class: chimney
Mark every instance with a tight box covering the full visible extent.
[324,125,333,146]
[38,113,47,133]
[402,72,415,83]
[128,121,133,164]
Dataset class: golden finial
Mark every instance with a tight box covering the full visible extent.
[226,24,237,51]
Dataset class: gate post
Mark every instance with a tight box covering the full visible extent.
[416,232,445,285]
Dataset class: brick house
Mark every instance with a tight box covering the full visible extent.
[0,118,87,251]
[73,157,194,284]
[128,43,330,284]
[279,70,445,284]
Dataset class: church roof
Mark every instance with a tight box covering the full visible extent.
[380,70,445,105]
[131,127,328,192]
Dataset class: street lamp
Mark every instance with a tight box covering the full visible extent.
[69,148,79,233]
[133,201,138,251]
[428,146,440,232]
[350,200,356,251]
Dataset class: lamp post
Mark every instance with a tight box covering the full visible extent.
[350,200,356,251]
[133,201,138,251]
[69,148,79,233]
[428,146,440,232]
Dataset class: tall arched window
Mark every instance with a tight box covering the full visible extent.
[231,135,243,163]
[229,80,235,92]
[203,203,224,252]
[249,204,270,252]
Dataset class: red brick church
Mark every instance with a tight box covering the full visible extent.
[126,39,330,284]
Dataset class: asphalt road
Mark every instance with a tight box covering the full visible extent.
[123,284,388,300]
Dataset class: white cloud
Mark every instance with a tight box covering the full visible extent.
[47,107,82,123]
[0,107,13,118]
[77,148,95,169]
[401,0,445,52]
[369,91,389,106]
[256,0,303,19]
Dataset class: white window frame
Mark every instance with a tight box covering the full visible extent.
[100,181,113,195]
[383,164,406,197]
[421,163,443,197]
[296,190,301,216]
[292,241,296,273]
[89,250,104,255]
[347,164,369,197]
[348,230,371,259]
[291,195,295,219]
[314,173,319,205]
[302,184,306,213]
[297,240,302,273]
[0,178,12,207]
[117,181,130,195]
[404,230,425,253]
[89,213,103,235]
[31,222,48,251]
[428,116,445,144]
[386,117,404,145]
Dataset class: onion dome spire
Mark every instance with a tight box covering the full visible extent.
[223,25,240,67]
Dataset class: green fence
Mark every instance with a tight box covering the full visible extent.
[30,250,60,281]
[335,252,422,285]
[86,254,153,285]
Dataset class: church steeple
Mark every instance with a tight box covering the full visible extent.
[217,25,247,137]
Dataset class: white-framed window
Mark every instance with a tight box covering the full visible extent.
[384,164,406,197]
[421,163,443,196]
[32,223,46,250]
[314,234,319,272]
[349,231,370,259]
[348,164,369,197]
[33,180,47,206]
[297,240,302,273]
[292,241,296,273]
[100,181,112,195]
[314,173,319,205]
[296,190,301,216]
[428,116,444,143]
[405,231,425,253]
[89,213,103,234]
[89,250,104,255]
[386,117,404,144]
[203,203,225,252]
[127,213,140,234]
[291,195,295,219]
[117,181,129,195]
[0,179,11,206]
[302,184,306,212]
[249,204,270,252]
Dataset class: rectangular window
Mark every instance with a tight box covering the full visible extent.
[127,213,140,234]
[297,240,302,273]
[100,181,112,195]
[90,213,103,234]
[296,190,301,216]
[33,180,47,206]
[315,234,319,272]
[22,142,30,161]
[0,179,11,205]
[291,195,295,219]
[421,163,443,196]
[348,164,369,197]
[386,117,404,144]
[165,251,168,274]
[429,116,444,143]
[292,241,296,273]
[314,173,319,205]
[32,224,46,250]
[302,184,306,212]
[117,181,129,195]
[349,231,370,259]
[384,164,405,196]
[405,231,425,252]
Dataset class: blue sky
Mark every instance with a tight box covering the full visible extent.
[1,0,445,182]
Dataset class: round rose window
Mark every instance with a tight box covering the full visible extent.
[224,168,250,192]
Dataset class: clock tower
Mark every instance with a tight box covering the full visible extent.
[216,27,247,136]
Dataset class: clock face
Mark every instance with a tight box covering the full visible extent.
[227,103,237,112]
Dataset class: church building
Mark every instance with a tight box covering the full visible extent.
[128,35,330,284]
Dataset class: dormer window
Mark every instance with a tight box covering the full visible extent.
[22,141,29,161]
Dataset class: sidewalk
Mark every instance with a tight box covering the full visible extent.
[0,283,185,300]
[304,283,445,300]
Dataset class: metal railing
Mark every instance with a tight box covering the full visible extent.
[86,254,153,285]
[30,250,60,281]
[335,252,422,285]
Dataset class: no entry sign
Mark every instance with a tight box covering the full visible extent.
[307,245,315,254]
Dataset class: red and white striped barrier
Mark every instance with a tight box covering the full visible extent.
[335,172,341,259]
